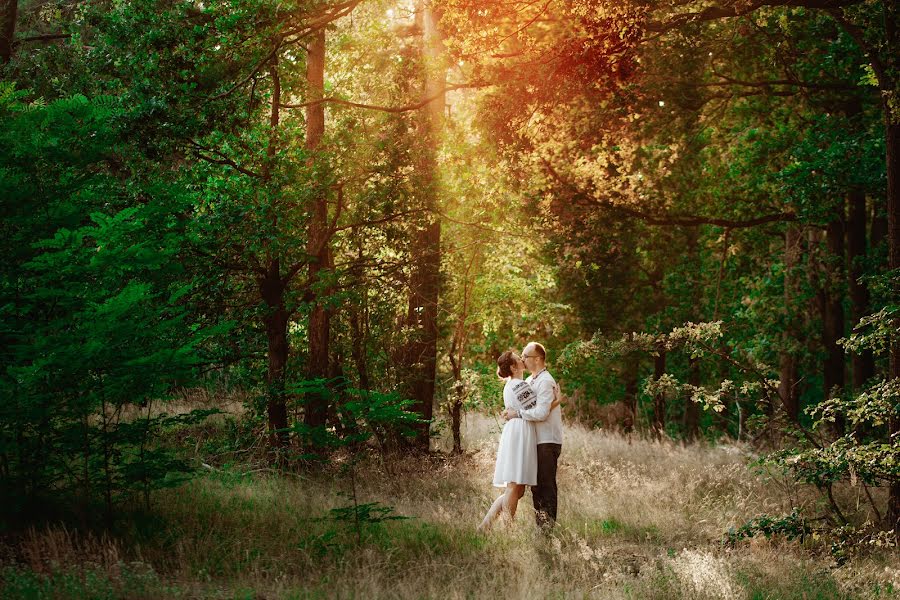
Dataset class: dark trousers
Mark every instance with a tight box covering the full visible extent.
[532,443,561,528]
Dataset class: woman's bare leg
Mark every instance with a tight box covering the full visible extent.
[478,493,506,531]
[478,484,526,531]
[505,484,525,520]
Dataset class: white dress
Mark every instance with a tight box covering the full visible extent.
[492,378,538,488]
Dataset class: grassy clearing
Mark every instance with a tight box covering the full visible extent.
[2,412,898,599]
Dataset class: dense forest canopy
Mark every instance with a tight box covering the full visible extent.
[1,0,898,547]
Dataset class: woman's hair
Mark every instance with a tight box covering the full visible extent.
[496,350,518,378]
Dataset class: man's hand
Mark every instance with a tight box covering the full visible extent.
[503,408,518,421]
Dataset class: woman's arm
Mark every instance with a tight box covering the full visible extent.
[550,384,563,410]
[514,380,553,421]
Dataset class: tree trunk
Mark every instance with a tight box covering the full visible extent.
[0,0,16,65]
[652,342,666,439]
[847,188,875,388]
[885,114,900,534]
[623,342,638,437]
[448,332,463,455]
[824,214,847,434]
[260,264,289,445]
[828,0,899,531]
[683,356,700,441]
[405,220,440,447]
[403,1,445,449]
[447,252,477,455]
[259,56,289,447]
[350,304,370,393]
[871,203,888,253]
[779,225,801,421]
[809,220,847,433]
[841,99,876,391]
[683,230,701,441]
[449,377,463,455]
[304,30,332,431]
[879,0,900,534]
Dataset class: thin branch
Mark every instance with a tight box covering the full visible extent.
[704,90,798,100]
[283,259,310,284]
[205,1,363,104]
[282,0,363,40]
[695,338,823,449]
[486,0,553,55]
[194,152,262,178]
[326,183,344,239]
[434,209,534,239]
[692,74,857,91]
[15,33,70,44]
[280,82,490,113]
[646,0,866,33]
[863,481,884,522]
[826,8,891,92]
[331,208,426,232]
[540,158,796,228]
[187,139,262,178]
[206,42,281,103]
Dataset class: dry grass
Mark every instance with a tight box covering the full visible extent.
[116,386,249,425]
[3,411,898,599]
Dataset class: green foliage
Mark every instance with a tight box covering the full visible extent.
[725,509,810,546]
[758,304,899,531]
[0,89,224,525]
[0,563,178,600]
[0,0,896,580]
[557,339,628,412]
[325,499,409,546]
[286,380,423,452]
[735,569,851,600]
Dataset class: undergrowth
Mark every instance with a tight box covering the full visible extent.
[1,411,898,599]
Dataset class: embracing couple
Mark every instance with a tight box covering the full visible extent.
[478,342,563,532]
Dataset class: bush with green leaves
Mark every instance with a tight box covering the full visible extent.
[724,509,810,547]
[762,304,899,530]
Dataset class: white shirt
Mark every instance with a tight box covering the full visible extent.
[519,369,563,445]
[504,378,538,411]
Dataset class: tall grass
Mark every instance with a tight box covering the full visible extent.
[2,412,898,599]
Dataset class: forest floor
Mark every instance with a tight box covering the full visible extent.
[2,401,899,599]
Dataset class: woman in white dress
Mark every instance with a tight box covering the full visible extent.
[478,350,559,532]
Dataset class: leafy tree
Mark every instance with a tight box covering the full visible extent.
[0,86,222,525]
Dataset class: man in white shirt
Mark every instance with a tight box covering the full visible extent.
[504,341,562,528]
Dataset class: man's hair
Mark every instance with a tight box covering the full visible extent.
[527,342,546,361]
[497,350,517,378]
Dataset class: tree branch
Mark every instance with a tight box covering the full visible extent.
[331,208,426,232]
[541,158,796,228]
[646,0,866,33]
[194,152,262,178]
[14,33,70,44]
[434,209,534,239]
[187,139,262,178]
[280,82,490,113]
[206,41,282,103]
[826,8,892,92]
[692,73,858,91]
[205,0,364,104]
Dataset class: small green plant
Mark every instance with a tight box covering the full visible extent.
[285,380,418,548]
[327,498,409,544]
[724,509,809,547]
